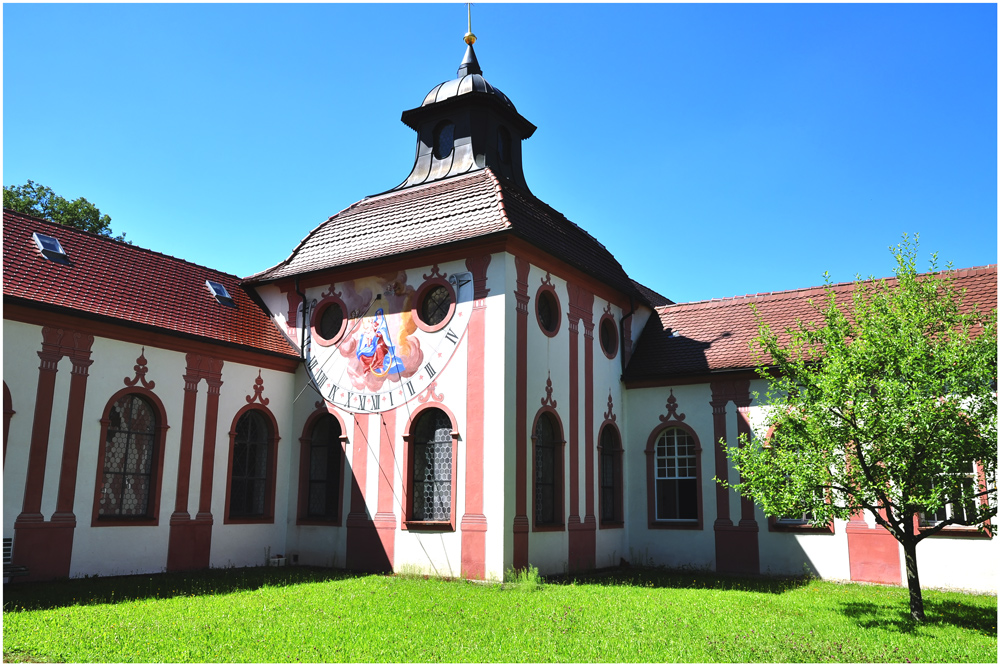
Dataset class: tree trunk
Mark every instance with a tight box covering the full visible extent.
[902,538,925,621]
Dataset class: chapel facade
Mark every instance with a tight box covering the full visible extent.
[3,33,996,591]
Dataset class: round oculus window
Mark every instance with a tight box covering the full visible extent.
[434,121,455,160]
[600,317,618,357]
[537,290,558,334]
[317,302,344,341]
[420,285,453,327]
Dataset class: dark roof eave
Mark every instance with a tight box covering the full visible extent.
[400,93,536,137]
[3,295,300,362]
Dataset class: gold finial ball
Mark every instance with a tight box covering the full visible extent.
[464,31,477,45]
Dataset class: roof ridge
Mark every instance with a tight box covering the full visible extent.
[657,264,1000,312]
[4,208,242,280]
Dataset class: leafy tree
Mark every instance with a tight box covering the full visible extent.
[4,180,125,241]
[726,236,997,622]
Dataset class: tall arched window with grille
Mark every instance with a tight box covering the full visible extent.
[409,408,454,523]
[303,413,343,522]
[97,394,159,520]
[227,408,278,521]
[598,424,623,525]
[533,411,564,528]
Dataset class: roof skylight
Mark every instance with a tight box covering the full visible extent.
[206,280,236,307]
[32,232,69,263]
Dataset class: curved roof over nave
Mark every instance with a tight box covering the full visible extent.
[243,168,644,302]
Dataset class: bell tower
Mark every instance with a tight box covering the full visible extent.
[394,23,536,191]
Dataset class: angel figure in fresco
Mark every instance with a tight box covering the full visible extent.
[356,308,406,378]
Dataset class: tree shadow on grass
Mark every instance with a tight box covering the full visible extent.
[838,598,998,636]
[544,565,812,595]
[2,566,364,612]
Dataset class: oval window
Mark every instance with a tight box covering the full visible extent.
[600,317,618,357]
[420,285,453,327]
[537,290,559,334]
[434,121,455,160]
[318,302,344,341]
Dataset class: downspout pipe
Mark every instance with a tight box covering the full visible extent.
[619,295,636,377]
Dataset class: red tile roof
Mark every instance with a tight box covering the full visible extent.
[625,265,997,381]
[245,168,642,301]
[3,210,297,358]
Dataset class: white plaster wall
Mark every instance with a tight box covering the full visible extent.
[757,523,851,580]
[391,260,470,576]
[501,253,521,575]
[3,320,43,534]
[910,535,997,593]
[624,383,716,570]
[742,394,852,581]
[520,264,571,575]
[284,366,348,568]
[480,255,508,581]
[592,297,629,570]
[208,362,295,569]
[69,340,190,577]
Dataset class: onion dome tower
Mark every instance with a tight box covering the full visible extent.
[395,25,536,190]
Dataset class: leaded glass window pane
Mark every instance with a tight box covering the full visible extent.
[307,414,342,519]
[600,426,621,523]
[534,413,560,525]
[99,394,157,518]
[412,409,452,521]
[230,410,270,517]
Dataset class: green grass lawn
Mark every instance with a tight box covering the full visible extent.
[3,566,996,662]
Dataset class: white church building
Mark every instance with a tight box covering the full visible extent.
[4,33,996,592]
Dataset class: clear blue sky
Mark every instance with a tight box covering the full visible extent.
[4,3,996,304]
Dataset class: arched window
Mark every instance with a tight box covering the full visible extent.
[653,427,698,522]
[97,394,159,520]
[598,425,623,525]
[304,414,343,521]
[410,408,453,522]
[227,408,278,521]
[533,411,564,527]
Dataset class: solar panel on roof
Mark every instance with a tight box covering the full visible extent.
[206,280,236,307]
[32,232,69,263]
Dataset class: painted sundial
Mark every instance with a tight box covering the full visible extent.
[303,269,473,413]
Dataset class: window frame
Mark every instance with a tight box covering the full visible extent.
[310,294,349,347]
[224,404,280,525]
[597,422,624,527]
[535,284,562,338]
[598,313,619,359]
[762,426,835,534]
[644,422,703,530]
[91,387,169,527]
[412,277,457,333]
[402,404,459,531]
[296,408,348,526]
[918,460,993,538]
[531,407,566,531]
